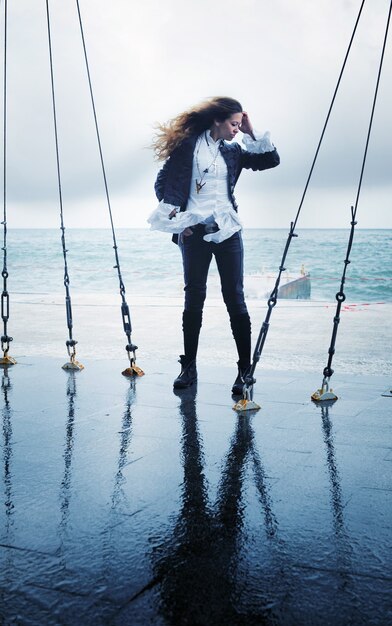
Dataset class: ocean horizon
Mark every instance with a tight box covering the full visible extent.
[5,228,391,303]
[1,227,389,376]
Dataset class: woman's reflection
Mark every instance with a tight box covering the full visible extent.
[153,388,278,625]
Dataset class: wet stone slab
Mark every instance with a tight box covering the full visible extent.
[0,357,391,625]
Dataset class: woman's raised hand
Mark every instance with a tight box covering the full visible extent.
[240,112,255,139]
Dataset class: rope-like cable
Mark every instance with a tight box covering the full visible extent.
[45,0,79,362]
[353,2,392,215]
[2,0,6,235]
[320,0,392,385]
[0,0,13,361]
[291,0,367,232]
[243,0,367,396]
[74,0,139,369]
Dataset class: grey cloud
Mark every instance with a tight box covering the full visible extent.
[2,0,391,228]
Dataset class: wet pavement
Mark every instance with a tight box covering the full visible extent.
[0,356,391,625]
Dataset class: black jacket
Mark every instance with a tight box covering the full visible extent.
[154,134,280,241]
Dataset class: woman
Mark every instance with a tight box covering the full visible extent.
[148,96,280,392]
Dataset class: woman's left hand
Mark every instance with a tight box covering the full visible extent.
[240,112,255,139]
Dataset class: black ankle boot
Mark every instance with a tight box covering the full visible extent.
[173,355,197,389]
[231,361,251,395]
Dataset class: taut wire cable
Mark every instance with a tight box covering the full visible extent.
[0,0,16,366]
[234,0,367,411]
[312,0,392,402]
[74,0,143,377]
[45,0,83,370]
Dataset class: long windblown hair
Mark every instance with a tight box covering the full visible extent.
[152,96,243,161]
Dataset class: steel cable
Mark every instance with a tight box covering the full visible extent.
[45,0,81,368]
[243,0,368,398]
[0,0,15,364]
[74,0,141,374]
[319,0,392,389]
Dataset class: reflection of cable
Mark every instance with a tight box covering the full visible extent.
[99,380,137,590]
[1,368,15,582]
[110,381,136,512]
[59,372,77,534]
[320,404,352,573]
[321,405,344,531]
[1,369,14,528]
[251,446,278,539]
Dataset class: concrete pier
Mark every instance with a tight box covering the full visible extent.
[0,356,391,625]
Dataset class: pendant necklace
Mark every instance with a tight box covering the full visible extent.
[195,132,220,193]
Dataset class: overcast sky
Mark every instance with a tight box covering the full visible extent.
[2,0,391,229]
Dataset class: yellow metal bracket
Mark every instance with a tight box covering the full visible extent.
[233,385,260,412]
[311,377,338,403]
[62,359,84,371]
[0,354,17,366]
[62,346,84,371]
[122,363,145,377]
[122,352,144,378]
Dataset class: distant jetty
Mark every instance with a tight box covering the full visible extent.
[245,266,311,300]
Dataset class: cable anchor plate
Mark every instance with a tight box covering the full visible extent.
[0,334,16,366]
[62,341,84,371]
[311,376,338,403]
[233,376,260,412]
[122,344,144,377]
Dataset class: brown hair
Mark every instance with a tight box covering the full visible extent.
[152,96,243,161]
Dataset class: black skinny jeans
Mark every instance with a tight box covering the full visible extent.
[179,227,248,316]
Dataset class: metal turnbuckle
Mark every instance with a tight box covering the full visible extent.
[233,379,261,413]
[311,376,338,403]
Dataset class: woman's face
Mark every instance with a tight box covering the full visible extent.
[213,112,243,141]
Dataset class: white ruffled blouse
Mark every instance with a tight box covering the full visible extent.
[148,129,275,243]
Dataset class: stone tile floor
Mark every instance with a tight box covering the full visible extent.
[0,357,391,625]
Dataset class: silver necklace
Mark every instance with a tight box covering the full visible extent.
[195,132,220,193]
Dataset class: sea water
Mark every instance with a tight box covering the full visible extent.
[6,228,391,302]
[3,228,391,374]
